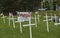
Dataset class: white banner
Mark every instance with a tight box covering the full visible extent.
[17,12,31,22]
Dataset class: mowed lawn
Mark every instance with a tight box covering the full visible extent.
[0,11,60,38]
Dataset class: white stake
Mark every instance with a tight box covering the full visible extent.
[29,17,32,38]
[19,22,22,33]
[46,13,49,32]
[38,14,40,22]
[54,14,58,26]
[9,16,10,26]
[12,16,15,28]
[3,15,5,23]
[35,15,37,27]
[54,14,57,23]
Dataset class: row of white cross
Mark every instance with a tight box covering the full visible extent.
[43,12,60,32]
[0,12,40,38]
[0,12,60,38]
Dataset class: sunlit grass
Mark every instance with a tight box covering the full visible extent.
[0,11,60,38]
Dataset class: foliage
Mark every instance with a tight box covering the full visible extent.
[0,0,59,13]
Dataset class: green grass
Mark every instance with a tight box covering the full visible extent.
[0,11,60,38]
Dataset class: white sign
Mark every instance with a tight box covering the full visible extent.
[17,12,31,22]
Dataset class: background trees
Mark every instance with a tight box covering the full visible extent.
[0,0,59,13]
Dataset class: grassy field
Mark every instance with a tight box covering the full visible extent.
[0,11,60,38]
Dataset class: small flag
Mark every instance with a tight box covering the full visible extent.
[0,13,3,16]
[35,11,39,14]
[9,13,13,16]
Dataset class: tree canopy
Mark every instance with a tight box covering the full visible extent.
[0,0,59,13]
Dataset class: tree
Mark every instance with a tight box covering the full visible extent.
[0,0,42,12]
